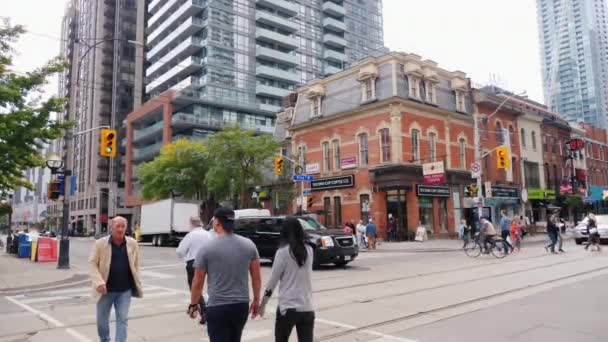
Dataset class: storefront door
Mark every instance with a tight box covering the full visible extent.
[386,190,407,241]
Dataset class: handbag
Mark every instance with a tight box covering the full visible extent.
[590,227,598,235]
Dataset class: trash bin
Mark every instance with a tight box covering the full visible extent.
[17,234,32,258]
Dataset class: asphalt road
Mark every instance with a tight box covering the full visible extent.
[1,238,607,342]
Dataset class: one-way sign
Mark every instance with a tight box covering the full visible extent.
[293,175,314,181]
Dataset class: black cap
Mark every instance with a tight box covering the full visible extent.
[214,207,235,230]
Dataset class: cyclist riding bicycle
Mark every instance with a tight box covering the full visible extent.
[479,217,498,253]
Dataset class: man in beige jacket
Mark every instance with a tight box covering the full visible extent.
[89,216,143,342]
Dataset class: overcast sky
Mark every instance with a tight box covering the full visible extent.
[3,0,543,103]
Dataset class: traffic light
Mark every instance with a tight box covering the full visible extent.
[274,156,285,175]
[307,196,313,209]
[99,128,117,157]
[496,146,510,169]
[48,180,61,200]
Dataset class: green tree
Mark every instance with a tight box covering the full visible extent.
[0,21,72,192]
[138,139,210,201]
[206,125,279,208]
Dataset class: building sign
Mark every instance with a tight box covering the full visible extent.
[422,161,445,185]
[417,185,451,197]
[491,186,519,198]
[311,175,355,191]
[306,163,320,175]
[340,157,357,169]
[528,189,556,200]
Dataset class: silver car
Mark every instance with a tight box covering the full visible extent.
[574,215,608,244]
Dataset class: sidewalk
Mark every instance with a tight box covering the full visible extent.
[365,234,559,253]
[0,236,88,293]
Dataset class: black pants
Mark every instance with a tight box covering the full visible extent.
[186,260,206,313]
[206,303,249,342]
[501,230,513,253]
[275,308,315,342]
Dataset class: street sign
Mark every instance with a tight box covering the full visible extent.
[422,161,445,185]
[302,189,312,195]
[294,165,304,175]
[521,188,528,203]
[484,181,492,198]
[293,175,314,181]
[471,162,481,179]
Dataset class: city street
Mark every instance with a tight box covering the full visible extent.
[1,237,608,342]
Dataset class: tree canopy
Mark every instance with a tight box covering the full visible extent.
[138,125,279,208]
[0,20,72,194]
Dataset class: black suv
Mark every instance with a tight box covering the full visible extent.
[234,215,358,267]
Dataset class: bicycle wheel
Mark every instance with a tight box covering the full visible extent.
[464,241,481,257]
[490,241,508,259]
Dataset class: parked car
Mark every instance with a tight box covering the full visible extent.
[234,215,358,267]
[574,215,608,244]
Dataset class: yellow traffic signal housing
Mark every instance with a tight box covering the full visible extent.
[496,146,510,169]
[100,128,117,157]
[48,180,61,200]
[274,156,285,175]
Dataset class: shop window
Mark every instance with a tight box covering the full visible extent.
[322,142,330,171]
[419,197,434,232]
[411,129,420,163]
[334,196,342,228]
[360,194,370,223]
[380,128,391,162]
[358,133,368,166]
[332,140,340,170]
[524,161,541,188]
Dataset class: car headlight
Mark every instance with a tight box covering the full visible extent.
[320,236,334,247]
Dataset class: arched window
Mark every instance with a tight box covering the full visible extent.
[520,128,526,147]
[509,125,515,146]
[358,133,368,166]
[411,129,420,162]
[531,131,537,150]
[458,138,466,169]
[380,128,391,162]
[545,163,551,189]
[429,132,437,162]
[495,122,504,144]
[552,164,558,189]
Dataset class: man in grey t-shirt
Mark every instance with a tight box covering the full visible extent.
[188,207,261,342]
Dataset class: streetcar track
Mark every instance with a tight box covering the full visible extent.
[314,256,586,313]
[313,251,561,294]
[318,263,608,340]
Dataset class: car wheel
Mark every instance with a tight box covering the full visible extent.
[575,238,583,245]
[334,261,348,268]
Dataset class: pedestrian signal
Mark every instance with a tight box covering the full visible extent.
[274,156,285,175]
[496,146,510,169]
[48,180,61,200]
[100,128,117,157]
[307,196,313,209]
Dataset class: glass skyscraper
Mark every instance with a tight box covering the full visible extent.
[536,0,608,127]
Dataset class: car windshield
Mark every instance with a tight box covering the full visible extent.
[298,217,327,231]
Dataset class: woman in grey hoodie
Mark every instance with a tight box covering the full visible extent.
[261,217,314,342]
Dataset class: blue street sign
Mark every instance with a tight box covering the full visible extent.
[293,175,314,181]
[303,189,312,195]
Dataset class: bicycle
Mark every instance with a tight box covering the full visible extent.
[463,233,509,259]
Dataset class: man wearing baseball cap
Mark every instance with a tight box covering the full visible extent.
[188,207,261,342]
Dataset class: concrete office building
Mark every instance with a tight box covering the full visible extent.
[57,0,140,235]
[536,0,608,127]
[125,0,384,206]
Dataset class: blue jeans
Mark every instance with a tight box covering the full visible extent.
[97,290,132,342]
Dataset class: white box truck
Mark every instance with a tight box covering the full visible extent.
[140,199,199,246]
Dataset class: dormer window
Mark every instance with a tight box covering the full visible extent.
[454,91,466,112]
[361,77,376,102]
[311,96,322,117]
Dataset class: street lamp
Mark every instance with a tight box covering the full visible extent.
[45,154,71,269]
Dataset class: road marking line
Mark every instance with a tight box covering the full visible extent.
[20,296,76,304]
[316,318,418,342]
[141,270,177,279]
[5,296,93,342]
[241,329,273,341]
[141,263,184,270]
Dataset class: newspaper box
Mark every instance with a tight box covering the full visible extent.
[37,237,58,262]
[17,234,32,258]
